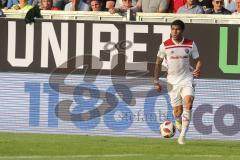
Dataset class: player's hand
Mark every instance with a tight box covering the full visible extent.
[154,83,162,92]
[193,68,201,78]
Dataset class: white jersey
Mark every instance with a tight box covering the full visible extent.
[157,38,199,85]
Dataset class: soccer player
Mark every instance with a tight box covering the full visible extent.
[154,20,202,144]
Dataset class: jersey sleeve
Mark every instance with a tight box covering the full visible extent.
[157,43,166,59]
[191,42,200,59]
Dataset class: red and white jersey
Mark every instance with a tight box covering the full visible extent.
[157,38,200,85]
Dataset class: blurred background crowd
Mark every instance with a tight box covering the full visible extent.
[0,0,240,15]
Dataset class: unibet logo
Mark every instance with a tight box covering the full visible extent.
[219,27,240,74]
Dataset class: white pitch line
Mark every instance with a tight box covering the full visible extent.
[0,154,143,159]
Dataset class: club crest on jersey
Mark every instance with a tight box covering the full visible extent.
[185,49,190,54]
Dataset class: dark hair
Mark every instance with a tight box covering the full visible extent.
[171,20,185,30]
[91,0,102,3]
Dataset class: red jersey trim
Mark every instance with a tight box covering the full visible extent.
[165,46,192,49]
[182,39,193,45]
[164,38,193,46]
[164,39,175,46]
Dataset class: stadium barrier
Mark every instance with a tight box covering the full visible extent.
[0,14,240,140]
[3,10,240,23]
[136,12,240,24]
[2,10,130,21]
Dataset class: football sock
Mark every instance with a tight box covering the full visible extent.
[180,110,192,137]
[175,116,182,123]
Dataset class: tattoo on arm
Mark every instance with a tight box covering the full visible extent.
[154,57,163,82]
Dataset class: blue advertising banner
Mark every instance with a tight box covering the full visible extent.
[0,73,240,140]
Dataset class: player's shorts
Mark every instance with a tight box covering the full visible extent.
[167,82,195,107]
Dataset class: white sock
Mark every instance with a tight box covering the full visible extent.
[180,110,192,137]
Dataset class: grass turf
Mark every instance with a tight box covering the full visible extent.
[0,132,239,160]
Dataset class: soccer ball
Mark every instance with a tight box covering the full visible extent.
[160,121,176,138]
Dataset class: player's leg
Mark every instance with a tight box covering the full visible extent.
[181,95,193,135]
[178,86,194,144]
[168,84,183,132]
[173,105,183,132]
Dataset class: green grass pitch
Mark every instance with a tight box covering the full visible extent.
[0,132,239,160]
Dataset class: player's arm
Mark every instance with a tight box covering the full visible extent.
[191,42,202,78]
[154,57,164,92]
[154,44,166,92]
[154,57,164,83]
[193,57,202,78]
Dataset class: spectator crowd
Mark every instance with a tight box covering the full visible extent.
[0,0,240,15]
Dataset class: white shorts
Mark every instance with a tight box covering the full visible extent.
[167,83,195,107]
